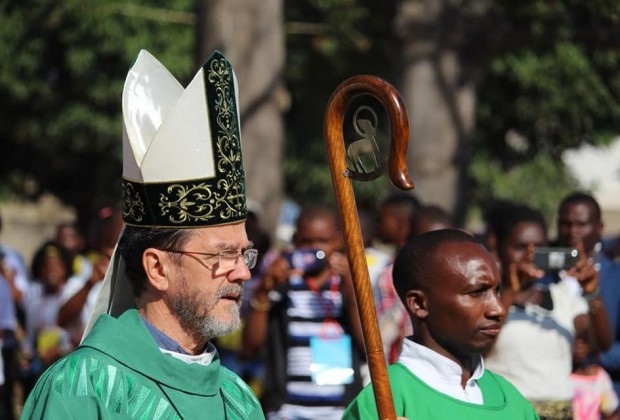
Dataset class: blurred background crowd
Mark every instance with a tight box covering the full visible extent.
[2,190,620,418]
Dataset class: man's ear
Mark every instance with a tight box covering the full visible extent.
[406,290,428,319]
[143,248,171,292]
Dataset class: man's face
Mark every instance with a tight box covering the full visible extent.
[423,242,505,360]
[165,222,252,341]
[378,205,411,247]
[294,216,342,258]
[557,201,602,255]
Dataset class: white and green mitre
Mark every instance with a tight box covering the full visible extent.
[122,49,247,227]
[84,50,247,336]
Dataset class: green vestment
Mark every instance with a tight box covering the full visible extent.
[21,309,264,420]
[343,363,539,420]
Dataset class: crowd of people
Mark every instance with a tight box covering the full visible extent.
[0,207,123,419]
[4,189,620,419]
[3,48,620,420]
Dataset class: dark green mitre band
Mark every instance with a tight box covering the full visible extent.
[122,51,247,228]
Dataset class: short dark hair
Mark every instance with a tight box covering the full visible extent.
[411,204,453,236]
[378,192,420,213]
[490,204,547,248]
[295,205,339,231]
[392,229,481,304]
[559,192,601,221]
[118,226,193,296]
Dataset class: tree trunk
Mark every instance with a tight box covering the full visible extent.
[394,0,477,226]
[196,0,286,236]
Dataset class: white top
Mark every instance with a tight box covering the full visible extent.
[22,282,72,355]
[398,338,485,404]
[485,280,588,400]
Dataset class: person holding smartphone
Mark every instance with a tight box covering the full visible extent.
[242,205,365,419]
[484,202,611,419]
[554,192,620,401]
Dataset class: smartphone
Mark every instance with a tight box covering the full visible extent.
[533,247,579,271]
[282,249,327,275]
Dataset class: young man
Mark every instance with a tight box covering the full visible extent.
[243,206,365,419]
[343,229,538,419]
[554,192,620,399]
[372,193,420,260]
[21,50,264,419]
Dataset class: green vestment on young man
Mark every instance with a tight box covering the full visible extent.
[343,363,539,420]
[21,309,264,419]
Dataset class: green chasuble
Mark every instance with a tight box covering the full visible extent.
[343,363,539,420]
[21,309,264,419]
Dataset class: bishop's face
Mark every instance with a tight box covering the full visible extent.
[164,222,253,341]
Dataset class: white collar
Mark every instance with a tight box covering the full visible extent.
[159,341,217,366]
[398,338,485,404]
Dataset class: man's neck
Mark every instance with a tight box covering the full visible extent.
[138,305,207,355]
[402,337,484,392]
[411,333,476,388]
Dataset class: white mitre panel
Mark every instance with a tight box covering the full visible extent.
[122,50,183,181]
[141,66,216,182]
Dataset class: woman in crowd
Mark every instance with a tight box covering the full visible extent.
[19,241,74,399]
[484,203,611,420]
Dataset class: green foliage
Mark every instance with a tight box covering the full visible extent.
[1,0,619,227]
[0,0,194,219]
[476,1,620,158]
[478,42,620,162]
[284,0,395,208]
[467,0,620,220]
[285,0,620,219]
[470,153,581,223]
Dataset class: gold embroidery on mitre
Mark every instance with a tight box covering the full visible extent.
[209,57,245,221]
[119,50,248,227]
[158,183,215,224]
[153,56,245,225]
[123,182,146,223]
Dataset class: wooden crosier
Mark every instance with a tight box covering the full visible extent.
[324,75,414,420]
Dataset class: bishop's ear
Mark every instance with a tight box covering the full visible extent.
[143,248,171,292]
[406,290,428,319]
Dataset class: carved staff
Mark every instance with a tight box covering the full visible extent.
[324,76,414,420]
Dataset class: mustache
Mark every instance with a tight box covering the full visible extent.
[214,283,244,302]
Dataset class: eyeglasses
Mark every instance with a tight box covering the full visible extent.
[163,248,258,271]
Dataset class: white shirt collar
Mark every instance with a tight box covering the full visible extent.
[159,341,217,366]
[398,338,485,404]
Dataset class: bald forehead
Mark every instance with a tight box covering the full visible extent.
[428,241,495,286]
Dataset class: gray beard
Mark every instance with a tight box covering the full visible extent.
[170,280,243,341]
